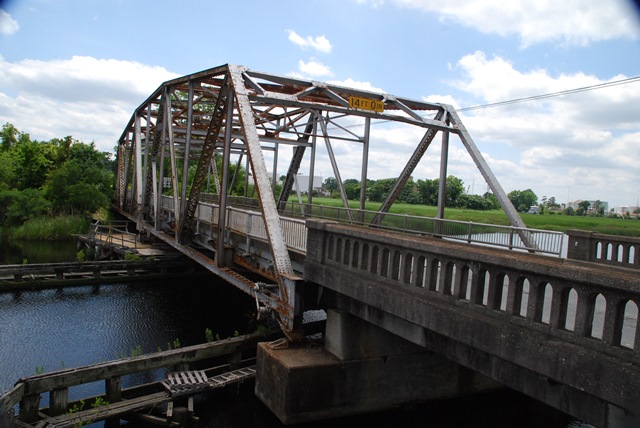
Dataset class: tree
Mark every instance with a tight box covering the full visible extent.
[0,189,51,226]
[507,189,538,212]
[456,194,493,210]
[367,178,395,203]
[483,192,501,210]
[13,140,56,190]
[417,178,438,206]
[1,123,18,151]
[416,176,465,207]
[0,150,17,190]
[343,179,360,200]
[577,200,591,216]
[444,175,465,206]
[323,177,337,195]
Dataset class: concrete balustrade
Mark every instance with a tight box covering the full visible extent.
[568,229,640,269]
[317,222,639,357]
[304,219,640,427]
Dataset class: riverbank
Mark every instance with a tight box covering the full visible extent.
[0,215,90,241]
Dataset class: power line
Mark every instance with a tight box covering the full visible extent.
[326,74,640,131]
[455,75,640,112]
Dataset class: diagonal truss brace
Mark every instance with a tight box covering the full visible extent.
[178,75,231,243]
[231,65,303,337]
[371,109,446,225]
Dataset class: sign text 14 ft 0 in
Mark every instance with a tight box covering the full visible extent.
[349,96,384,113]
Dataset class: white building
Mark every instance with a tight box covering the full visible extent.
[292,174,323,193]
[612,206,639,216]
[567,200,609,213]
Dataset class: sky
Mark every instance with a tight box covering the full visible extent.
[0,0,639,209]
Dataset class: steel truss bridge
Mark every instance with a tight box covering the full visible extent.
[115,64,532,339]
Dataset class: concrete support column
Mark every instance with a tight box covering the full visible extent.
[256,309,501,425]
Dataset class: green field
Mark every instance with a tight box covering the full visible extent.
[300,197,640,237]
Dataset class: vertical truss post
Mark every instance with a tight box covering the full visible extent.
[134,114,144,220]
[360,117,371,222]
[318,115,353,223]
[181,81,195,205]
[117,144,126,210]
[156,98,168,231]
[142,100,164,224]
[166,87,182,241]
[216,92,234,268]
[123,135,135,213]
[307,115,318,209]
[436,126,450,235]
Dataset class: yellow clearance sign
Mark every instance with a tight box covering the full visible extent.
[348,96,384,113]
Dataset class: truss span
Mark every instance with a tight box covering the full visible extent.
[116,64,527,338]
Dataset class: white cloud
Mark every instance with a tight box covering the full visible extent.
[0,9,20,35]
[297,59,333,77]
[447,51,640,206]
[329,77,385,94]
[390,0,640,46]
[356,0,385,7]
[0,56,178,152]
[287,30,332,54]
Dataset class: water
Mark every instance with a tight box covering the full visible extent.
[0,240,590,428]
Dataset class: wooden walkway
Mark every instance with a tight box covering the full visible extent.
[162,366,257,397]
[0,333,281,428]
[27,368,258,428]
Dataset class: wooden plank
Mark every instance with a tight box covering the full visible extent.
[14,332,278,395]
[0,382,25,414]
[35,391,171,428]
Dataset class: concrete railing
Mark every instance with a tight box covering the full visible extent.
[567,229,640,270]
[305,219,639,360]
[304,220,640,425]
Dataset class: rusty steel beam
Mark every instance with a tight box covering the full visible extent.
[116,64,530,341]
[179,74,230,243]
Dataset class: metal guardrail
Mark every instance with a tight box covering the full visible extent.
[91,220,138,252]
[159,195,564,256]
[278,201,564,256]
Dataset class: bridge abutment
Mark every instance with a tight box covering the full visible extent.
[255,309,500,425]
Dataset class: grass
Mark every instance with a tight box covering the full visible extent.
[9,215,90,240]
[302,197,640,237]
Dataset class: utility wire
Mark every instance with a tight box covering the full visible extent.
[326,74,640,131]
[455,75,640,112]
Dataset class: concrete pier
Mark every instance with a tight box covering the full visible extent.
[255,309,500,424]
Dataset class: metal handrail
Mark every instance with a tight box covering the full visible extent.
[163,195,564,256]
[278,200,564,256]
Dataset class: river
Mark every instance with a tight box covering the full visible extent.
[0,240,592,428]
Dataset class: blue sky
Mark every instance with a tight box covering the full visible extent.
[1,0,639,208]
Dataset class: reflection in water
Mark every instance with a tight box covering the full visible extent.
[0,238,79,264]
[0,278,256,396]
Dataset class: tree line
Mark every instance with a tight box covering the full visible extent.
[322,176,502,210]
[0,123,115,229]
